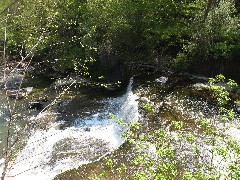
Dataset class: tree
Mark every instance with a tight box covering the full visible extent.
[174,0,240,72]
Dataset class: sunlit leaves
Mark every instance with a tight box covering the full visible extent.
[105,158,113,168]
[199,118,211,128]
[116,163,127,173]
[108,113,115,120]
[175,0,240,70]
[143,102,153,111]
[133,172,146,180]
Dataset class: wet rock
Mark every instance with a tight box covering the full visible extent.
[139,96,150,103]
[7,90,24,99]
[0,74,25,90]
[23,87,33,93]
[57,100,70,107]
[55,78,70,87]
[4,81,21,90]
[54,75,88,87]
[191,83,209,90]
[105,84,116,91]
[192,75,209,82]
[6,87,33,99]
[28,101,43,110]
[155,76,168,84]
[84,127,91,132]
[41,98,48,102]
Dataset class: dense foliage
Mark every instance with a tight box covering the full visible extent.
[1,0,239,75]
[174,0,240,72]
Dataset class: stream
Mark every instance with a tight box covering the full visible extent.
[0,77,138,180]
[1,73,240,179]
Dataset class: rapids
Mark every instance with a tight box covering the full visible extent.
[0,78,139,180]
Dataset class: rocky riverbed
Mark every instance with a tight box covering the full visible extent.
[55,72,240,179]
[1,70,240,180]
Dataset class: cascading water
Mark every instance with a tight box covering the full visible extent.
[1,77,139,180]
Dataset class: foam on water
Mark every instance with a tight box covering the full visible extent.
[3,77,139,180]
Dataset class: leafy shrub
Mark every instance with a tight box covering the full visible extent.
[174,0,240,71]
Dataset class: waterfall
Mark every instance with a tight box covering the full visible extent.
[2,77,139,180]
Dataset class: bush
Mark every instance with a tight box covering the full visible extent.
[174,0,240,70]
[173,53,190,71]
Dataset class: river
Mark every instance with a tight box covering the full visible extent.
[1,73,240,179]
[0,77,138,180]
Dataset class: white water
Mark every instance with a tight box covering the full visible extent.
[2,78,139,180]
